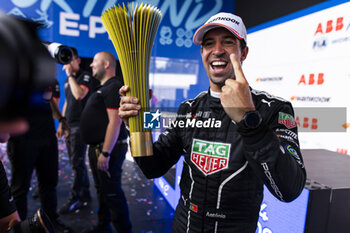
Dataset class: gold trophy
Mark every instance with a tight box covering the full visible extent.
[101,3,162,157]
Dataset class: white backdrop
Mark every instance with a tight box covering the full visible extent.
[244,1,350,155]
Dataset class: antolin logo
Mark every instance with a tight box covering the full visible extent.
[298,73,324,85]
[191,139,231,175]
[290,96,331,103]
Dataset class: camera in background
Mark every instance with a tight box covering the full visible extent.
[43,42,73,65]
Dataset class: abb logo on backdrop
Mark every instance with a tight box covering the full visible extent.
[336,148,348,155]
[314,17,345,35]
[298,73,324,85]
[313,16,350,49]
[295,116,318,130]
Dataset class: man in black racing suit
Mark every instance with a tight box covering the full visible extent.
[119,12,306,233]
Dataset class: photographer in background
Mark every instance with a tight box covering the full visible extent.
[0,13,70,233]
[57,47,95,215]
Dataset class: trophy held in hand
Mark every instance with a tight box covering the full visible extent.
[102,3,162,157]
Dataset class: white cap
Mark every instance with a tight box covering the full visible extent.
[193,12,247,45]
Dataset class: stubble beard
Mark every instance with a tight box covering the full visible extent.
[211,78,225,89]
[93,70,103,81]
[209,75,233,90]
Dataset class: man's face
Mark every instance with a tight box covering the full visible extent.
[90,53,105,81]
[200,27,248,91]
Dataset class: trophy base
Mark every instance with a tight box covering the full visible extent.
[130,131,153,157]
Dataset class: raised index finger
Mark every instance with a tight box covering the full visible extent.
[230,53,247,84]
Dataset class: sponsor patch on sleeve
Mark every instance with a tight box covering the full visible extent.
[284,145,300,159]
[278,112,297,129]
[84,75,90,82]
[55,84,60,92]
[284,144,304,167]
[275,128,298,139]
[276,134,299,147]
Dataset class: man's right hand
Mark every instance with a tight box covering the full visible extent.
[119,86,141,127]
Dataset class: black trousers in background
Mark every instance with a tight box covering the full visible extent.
[0,160,16,218]
[66,126,90,200]
[88,143,132,233]
[7,136,59,221]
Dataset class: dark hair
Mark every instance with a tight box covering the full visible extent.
[239,39,247,51]
[69,46,78,57]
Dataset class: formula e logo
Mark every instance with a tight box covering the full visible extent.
[143,110,161,129]
[191,139,231,175]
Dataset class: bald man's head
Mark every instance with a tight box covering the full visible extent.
[90,51,116,82]
[100,51,116,71]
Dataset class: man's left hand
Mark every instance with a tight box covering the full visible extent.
[220,54,255,122]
